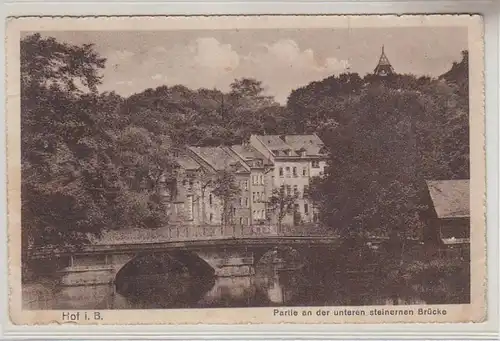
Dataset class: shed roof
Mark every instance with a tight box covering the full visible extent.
[426,180,470,219]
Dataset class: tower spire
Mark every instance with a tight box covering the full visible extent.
[374,44,395,76]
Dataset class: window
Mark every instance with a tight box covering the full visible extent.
[294,204,299,212]
[285,167,290,177]
[312,160,320,168]
[209,194,213,205]
[239,217,243,225]
[280,185,285,194]
[245,198,249,207]
[187,196,193,220]
[233,207,236,215]
[302,167,307,177]
[304,203,309,214]
[209,213,213,222]
[252,192,256,202]
[303,185,309,198]
[293,167,297,177]
[260,175,264,185]
[240,197,243,206]
[279,167,284,177]
[245,181,249,190]
[293,185,298,195]
[286,185,292,195]
[253,210,256,219]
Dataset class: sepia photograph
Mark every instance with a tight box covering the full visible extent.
[6,15,485,324]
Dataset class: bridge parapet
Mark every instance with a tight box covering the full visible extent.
[89,224,338,246]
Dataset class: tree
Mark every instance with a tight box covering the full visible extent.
[267,187,300,233]
[21,34,109,253]
[211,170,241,227]
[20,33,179,273]
[112,127,177,229]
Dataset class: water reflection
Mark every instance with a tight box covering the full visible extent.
[108,262,428,309]
[24,256,435,310]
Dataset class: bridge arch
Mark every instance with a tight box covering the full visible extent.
[113,251,215,296]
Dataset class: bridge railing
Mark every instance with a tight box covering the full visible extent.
[93,224,338,245]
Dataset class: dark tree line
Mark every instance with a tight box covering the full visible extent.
[21,33,469,253]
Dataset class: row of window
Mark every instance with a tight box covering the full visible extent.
[253,210,266,220]
[252,174,265,185]
[280,184,309,197]
[187,195,311,222]
[279,166,304,178]
[240,197,250,207]
[252,192,264,203]
[278,163,320,178]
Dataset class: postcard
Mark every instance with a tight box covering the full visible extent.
[6,14,485,324]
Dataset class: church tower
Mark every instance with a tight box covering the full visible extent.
[373,45,395,76]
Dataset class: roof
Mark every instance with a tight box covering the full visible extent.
[426,180,470,219]
[254,134,327,157]
[189,146,244,171]
[284,135,325,156]
[256,135,291,150]
[374,45,395,75]
[174,154,201,171]
[230,144,272,166]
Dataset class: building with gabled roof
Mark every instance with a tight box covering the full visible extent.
[228,144,274,225]
[187,146,251,226]
[423,179,470,260]
[249,134,329,225]
[166,134,329,228]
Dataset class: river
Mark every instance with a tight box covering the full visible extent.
[23,261,430,310]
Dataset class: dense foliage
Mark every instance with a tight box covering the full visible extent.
[21,34,175,257]
[21,33,469,252]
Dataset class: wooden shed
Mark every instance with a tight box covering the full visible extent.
[423,180,470,260]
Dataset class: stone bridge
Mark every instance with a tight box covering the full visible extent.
[31,225,342,281]
[26,224,390,309]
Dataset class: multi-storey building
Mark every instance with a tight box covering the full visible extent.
[166,134,328,227]
[187,146,251,226]
[168,149,206,225]
[249,134,329,224]
[227,143,273,225]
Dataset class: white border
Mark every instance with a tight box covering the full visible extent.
[1,0,498,339]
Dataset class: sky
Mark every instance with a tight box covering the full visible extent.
[35,27,467,104]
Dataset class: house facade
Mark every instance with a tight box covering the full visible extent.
[249,134,329,225]
[165,134,329,228]
[187,146,251,226]
[227,144,273,225]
